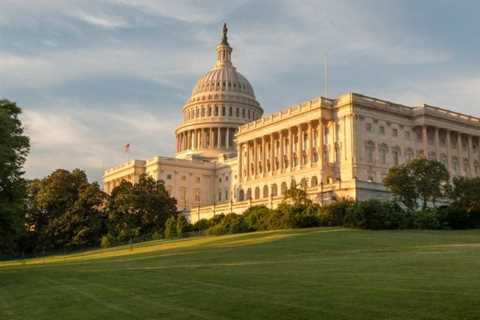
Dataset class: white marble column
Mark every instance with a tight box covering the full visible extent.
[226,128,230,149]
[446,130,452,173]
[238,143,243,181]
[468,135,473,176]
[308,121,313,167]
[280,131,285,172]
[297,125,302,167]
[288,127,293,171]
[422,126,428,158]
[434,127,440,160]
[262,136,266,177]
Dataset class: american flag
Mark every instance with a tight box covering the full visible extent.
[123,143,130,153]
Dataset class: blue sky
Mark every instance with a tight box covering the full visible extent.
[1,0,479,182]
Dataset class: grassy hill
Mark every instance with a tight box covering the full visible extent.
[1,228,480,320]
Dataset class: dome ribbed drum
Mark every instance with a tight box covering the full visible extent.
[175,24,263,160]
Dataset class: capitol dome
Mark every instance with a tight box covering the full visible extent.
[175,24,263,160]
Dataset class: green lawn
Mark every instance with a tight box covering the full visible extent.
[1,228,480,320]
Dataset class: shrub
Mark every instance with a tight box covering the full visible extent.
[100,235,111,248]
[164,216,177,239]
[344,200,407,230]
[437,206,472,230]
[320,199,356,226]
[192,219,210,232]
[207,213,248,235]
[242,206,271,231]
[176,215,191,238]
[208,214,225,227]
[413,209,440,229]
[151,231,163,240]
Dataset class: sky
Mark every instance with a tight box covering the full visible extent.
[1,0,479,183]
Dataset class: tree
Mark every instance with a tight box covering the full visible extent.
[24,169,107,251]
[0,100,30,255]
[449,177,480,213]
[107,175,177,241]
[284,186,311,206]
[384,158,449,210]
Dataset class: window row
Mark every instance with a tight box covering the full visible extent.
[184,106,258,121]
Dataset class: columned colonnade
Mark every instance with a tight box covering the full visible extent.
[420,125,480,176]
[237,119,334,182]
[177,127,237,152]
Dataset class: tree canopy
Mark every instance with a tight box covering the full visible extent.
[106,175,177,241]
[384,158,449,210]
[0,100,30,255]
[25,169,107,251]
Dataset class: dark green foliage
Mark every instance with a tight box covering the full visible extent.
[384,158,449,210]
[207,213,248,235]
[176,215,191,238]
[242,205,271,230]
[164,216,177,239]
[413,209,440,229]
[100,235,112,248]
[208,213,225,227]
[437,206,472,230]
[319,199,356,226]
[24,169,107,251]
[0,100,30,256]
[344,199,408,230]
[449,177,480,213]
[192,219,209,232]
[106,175,177,241]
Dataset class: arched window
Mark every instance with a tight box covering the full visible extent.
[214,106,219,116]
[263,185,269,198]
[365,141,375,163]
[392,147,400,166]
[246,188,252,200]
[208,106,212,116]
[440,154,448,168]
[290,179,296,189]
[236,108,240,117]
[311,176,318,187]
[239,189,245,201]
[379,144,388,164]
[281,182,288,195]
[271,184,278,197]
[254,187,260,200]
[201,107,205,117]
[300,178,308,189]
[229,107,233,116]
[242,108,246,118]
[464,159,470,175]
[452,157,459,174]
[222,106,226,116]
[405,148,414,162]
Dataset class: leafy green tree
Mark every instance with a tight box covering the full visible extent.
[284,186,311,206]
[0,100,30,255]
[384,158,449,210]
[176,215,191,238]
[449,177,480,213]
[107,175,177,241]
[25,169,107,251]
[164,216,177,239]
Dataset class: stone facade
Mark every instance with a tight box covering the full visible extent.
[103,26,480,222]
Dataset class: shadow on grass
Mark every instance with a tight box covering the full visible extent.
[0,227,348,269]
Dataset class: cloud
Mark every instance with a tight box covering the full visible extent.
[109,0,249,23]
[22,106,177,182]
[73,11,130,29]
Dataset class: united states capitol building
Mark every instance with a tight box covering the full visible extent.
[104,25,480,222]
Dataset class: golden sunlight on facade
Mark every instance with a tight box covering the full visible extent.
[103,25,480,223]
